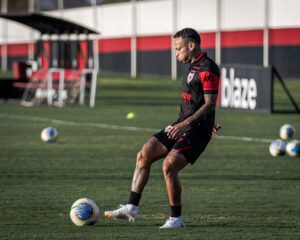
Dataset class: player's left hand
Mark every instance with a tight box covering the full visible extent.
[167,121,191,140]
[212,123,221,136]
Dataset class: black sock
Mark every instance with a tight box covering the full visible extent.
[128,191,142,207]
[170,205,182,217]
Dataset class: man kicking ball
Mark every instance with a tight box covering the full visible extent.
[104,28,220,229]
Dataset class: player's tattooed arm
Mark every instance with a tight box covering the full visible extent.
[167,94,218,139]
[184,94,218,127]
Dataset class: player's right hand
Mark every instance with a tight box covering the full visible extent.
[167,121,191,140]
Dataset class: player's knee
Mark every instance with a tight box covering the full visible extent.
[136,149,151,169]
[162,160,176,179]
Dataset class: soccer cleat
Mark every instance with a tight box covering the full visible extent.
[159,216,186,229]
[104,204,139,222]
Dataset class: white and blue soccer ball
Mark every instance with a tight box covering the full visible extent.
[269,139,286,157]
[286,140,300,157]
[41,127,59,143]
[70,198,100,226]
[279,124,295,140]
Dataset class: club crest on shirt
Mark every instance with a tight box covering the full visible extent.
[187,71,195,83]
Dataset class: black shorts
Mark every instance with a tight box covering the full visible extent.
[154,124,212,164]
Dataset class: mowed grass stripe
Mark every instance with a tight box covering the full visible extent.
[0,113,272,143]
[0,76,300,240]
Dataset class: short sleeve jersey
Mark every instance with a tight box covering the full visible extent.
[178,52,220,130]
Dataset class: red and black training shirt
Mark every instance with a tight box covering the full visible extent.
[178,52,220,130]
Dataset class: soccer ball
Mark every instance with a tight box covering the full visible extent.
[286,140,300,157]
[279,124,295,140]
[41,127,59,143]
[269,139,286,157]
[70,198,100,226]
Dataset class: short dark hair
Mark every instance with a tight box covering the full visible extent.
[173,28,201,45]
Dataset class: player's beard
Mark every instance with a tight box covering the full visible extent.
[178,55,192,64]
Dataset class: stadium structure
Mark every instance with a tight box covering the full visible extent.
[0,0,299,112]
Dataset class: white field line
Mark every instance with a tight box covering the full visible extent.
[0,113,271,143]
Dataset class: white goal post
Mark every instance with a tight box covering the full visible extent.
[47,68,98,108]
[80,68,98,108]
[47,68,65,106]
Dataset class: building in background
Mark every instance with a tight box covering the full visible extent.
[1,0,300,79]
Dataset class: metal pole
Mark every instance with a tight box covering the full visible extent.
[51,35,58,68]
[1,0,8,72]
[131,0,137,78]
[215,0,221,65]
[263,0,269,67]
[58,0,64,17]
[89,69,98,108]
[171,0,177,80]
[79,72,86,106]
[28,0,35,60]
[47,71,53,105]
[91,0,99,71]
[93,37,99,70]
[57,69,65,106]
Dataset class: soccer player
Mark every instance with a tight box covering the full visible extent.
[104,28,220,229]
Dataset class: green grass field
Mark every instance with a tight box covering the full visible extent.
[0,75,300,239]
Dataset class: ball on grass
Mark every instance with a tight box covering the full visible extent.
[286,140,300,157]
[279,124,295,140]
[41,127,59,143]
[269,139,286,157]
[126,112,136,120]
[70,198,100,227]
